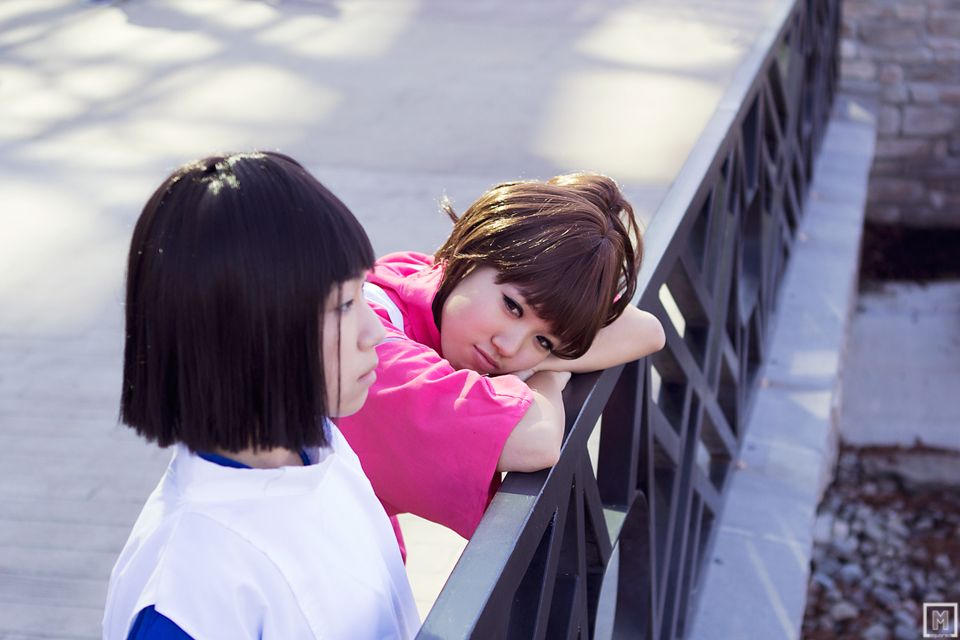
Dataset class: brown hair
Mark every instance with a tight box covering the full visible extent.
[432,173,642,359]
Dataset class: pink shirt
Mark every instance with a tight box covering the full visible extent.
[337,252,533,539]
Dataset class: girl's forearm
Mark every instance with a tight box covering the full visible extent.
[495,308,665,472]
[541,306,665,374]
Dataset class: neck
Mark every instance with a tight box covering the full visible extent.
[213,446,303,469]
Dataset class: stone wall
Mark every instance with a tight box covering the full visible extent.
[841,0,960,227]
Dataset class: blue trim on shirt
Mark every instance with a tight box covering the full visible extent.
[197,451,250,468]
[127,606,193,640]
[198,450,312,468]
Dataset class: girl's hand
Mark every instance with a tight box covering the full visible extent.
[512,368,536,382]
[533,370,571,390]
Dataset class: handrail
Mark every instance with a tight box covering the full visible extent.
[416,0,840,636]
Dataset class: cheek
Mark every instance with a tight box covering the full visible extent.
[441,294,474,329]
[320,320,340,378]
[439,322,463,361]
[440,300,470,350]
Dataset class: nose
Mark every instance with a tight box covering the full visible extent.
[359,296,386,349]
[491,327,524,358]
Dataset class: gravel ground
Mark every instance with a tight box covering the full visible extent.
[801,445,960,639]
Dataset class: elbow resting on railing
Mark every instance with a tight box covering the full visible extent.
[496,370,569,472]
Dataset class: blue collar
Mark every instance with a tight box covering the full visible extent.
[198,450,311,468]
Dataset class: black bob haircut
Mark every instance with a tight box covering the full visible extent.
[121,152,374,453]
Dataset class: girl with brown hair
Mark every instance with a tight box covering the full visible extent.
[337,172,665,545]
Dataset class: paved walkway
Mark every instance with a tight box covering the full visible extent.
[0,0,822,637]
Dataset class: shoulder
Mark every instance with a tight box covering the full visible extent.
[368,252,437,298]
[367,253,444,346]
[105,507,303,640]
[152,513,308,638]
[371,252,434,280]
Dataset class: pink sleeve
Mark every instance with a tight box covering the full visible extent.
[337,335,533,539]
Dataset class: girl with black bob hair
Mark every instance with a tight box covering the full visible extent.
[103,152,419,640]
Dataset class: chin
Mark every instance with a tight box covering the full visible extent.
[336,393,368,418]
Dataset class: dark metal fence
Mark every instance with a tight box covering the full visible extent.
[415,0,839,636]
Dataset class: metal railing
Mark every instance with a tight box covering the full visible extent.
[415,0,839,636]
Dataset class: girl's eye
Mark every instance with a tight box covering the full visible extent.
[536,335,554,351]
[338,298,354,314]
[503,295,522,317]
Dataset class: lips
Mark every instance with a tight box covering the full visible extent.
[358,356,379,386]
[358,367,377,387]
[473,346,499,372]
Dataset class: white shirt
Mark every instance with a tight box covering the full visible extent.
[102,424,420,640]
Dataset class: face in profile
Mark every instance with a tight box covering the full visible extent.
[439,266,560,376]
[322,277,386,417]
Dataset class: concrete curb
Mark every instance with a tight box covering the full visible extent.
[687,94,878,639]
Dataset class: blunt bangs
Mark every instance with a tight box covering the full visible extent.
[433,174,641,359]
[121,152,374,453]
